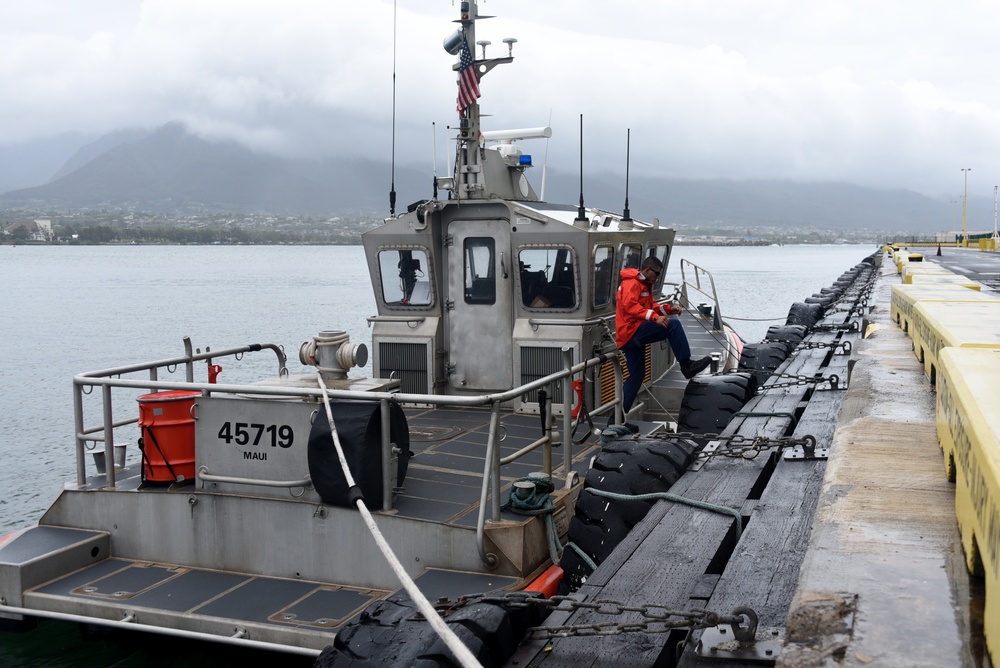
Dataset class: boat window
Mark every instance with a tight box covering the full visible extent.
[378,248,432,306]
[646,244,670,290]
[592,245,614,308]
[519,246,577,309]
[620,244,642,271]
[464,237,496,304]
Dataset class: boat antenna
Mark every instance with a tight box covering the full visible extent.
[432,122,438,200]
[388,0,398,216]
[622,128,632,221]
[574,114,587,225]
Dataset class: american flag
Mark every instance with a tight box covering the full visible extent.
[456,37,480,115]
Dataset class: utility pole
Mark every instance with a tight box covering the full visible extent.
[961,168,971,248]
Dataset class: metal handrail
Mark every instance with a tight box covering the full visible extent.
[678,258,725,329]
[197,467,312,490]
[527,315,610,330]
[0,603,320,657]
[366,315,428,324]
[75,339,288,488]
[72,345,621,568]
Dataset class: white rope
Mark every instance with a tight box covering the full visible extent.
[315,372,482,668]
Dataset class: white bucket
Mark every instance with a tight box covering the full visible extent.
[92,443,128,474]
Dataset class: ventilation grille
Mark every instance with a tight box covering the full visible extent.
[599,347,651,406]
[379,342,429,395]
[520,346,565,403]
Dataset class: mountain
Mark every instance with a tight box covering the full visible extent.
[0,131,98,194]
[0,123,962,231]
[50,127,153,181]
[0,123,427,216]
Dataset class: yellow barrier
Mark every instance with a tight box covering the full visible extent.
[907,273,983,290]
[911,301,1000,383]
[901,263,953,284]
[890,284,1000,334]
[936,347,1000,660]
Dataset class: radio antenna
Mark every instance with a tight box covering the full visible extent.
[432,122,438,200]
[388,0,398,216]
[622,128,632,221]
[574,114,587,224]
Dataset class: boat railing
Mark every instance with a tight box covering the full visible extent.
[677,258,725,329]
[73,337,289,489]
[72,340,623,569]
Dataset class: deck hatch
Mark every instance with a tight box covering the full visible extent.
[69,562,182,600]
[194,577,318,624]
[275,587,385,628]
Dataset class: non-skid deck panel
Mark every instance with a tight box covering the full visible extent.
[30,557,384,630]
[0,526,105,564]
[413,568,520,601]
[395,405,601,525]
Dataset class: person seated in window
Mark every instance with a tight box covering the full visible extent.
[616,257,711,414]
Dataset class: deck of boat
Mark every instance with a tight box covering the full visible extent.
[2,404,610,654]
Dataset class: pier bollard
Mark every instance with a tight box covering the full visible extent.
[710,352,722,374]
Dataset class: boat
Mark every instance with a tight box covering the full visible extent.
[0,0,730,656]
[0,3,889,666]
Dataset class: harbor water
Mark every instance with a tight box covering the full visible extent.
[0,242,873,665]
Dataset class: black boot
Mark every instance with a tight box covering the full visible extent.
[680,356,712,379]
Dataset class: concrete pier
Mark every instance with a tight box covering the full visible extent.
[781,261,981,666]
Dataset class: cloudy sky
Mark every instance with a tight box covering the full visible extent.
[3,0,1000,199]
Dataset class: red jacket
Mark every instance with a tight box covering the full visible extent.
[615,268,677,348]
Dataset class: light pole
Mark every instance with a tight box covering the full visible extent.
[961,168,971,248]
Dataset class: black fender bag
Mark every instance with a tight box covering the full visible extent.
[308,401,410,507]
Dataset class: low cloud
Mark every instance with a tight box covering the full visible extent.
[2,0,999,198]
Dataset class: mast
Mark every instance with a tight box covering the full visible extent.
[446,0,513,200]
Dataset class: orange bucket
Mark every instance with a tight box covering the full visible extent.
[137,390,200,482]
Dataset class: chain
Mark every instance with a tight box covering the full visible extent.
[798,339,852,352]
[752,371,841,391]
[810,322,860,333]
[645,431,814,460]
[467,592,747,638]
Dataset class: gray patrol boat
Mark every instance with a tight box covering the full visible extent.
[0,1,747,663]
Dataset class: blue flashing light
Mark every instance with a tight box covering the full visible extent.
[519,154,532,166]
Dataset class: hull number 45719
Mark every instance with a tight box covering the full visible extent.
[217,422,294,448]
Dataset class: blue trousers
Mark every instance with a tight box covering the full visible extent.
[621,319,691,414]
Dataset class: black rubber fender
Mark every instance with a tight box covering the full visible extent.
[737,342,788,386]
[764,324,808,354]
[804,293,835,309]
[315,593,546,668]
[785,302,823,328]
[677,372,757,434]
[559,435,698,593]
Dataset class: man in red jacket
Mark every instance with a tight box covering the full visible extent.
[616,257,711,415]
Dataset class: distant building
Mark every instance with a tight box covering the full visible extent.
[3,219,53,242]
